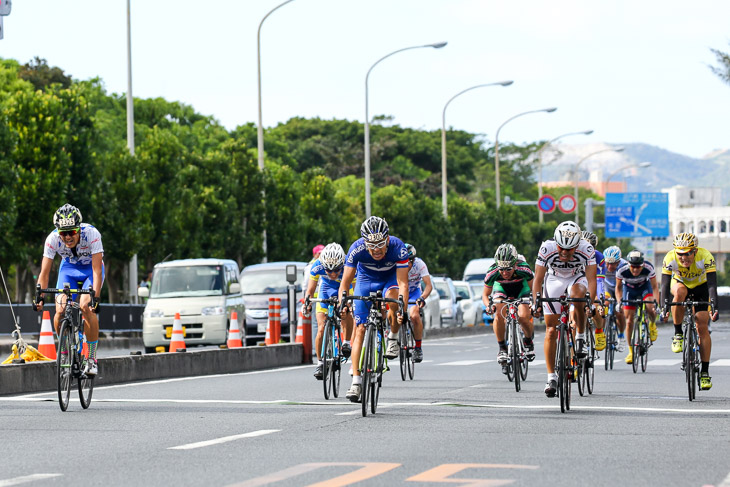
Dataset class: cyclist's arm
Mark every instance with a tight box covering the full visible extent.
[585,264,597,303]
[91,253,104,298]
[482,285,492,307]
[396,267,409,308]
[532,265,546,302]
[650,275,659,303]
[338,266,356,299]
[303,276,317,302]
[36,256,54,305]
[421,274,433,300]
[707,271,719,311]
[615,278,623,304]
[660,273,671,308]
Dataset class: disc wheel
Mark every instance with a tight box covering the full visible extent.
[57,322,73,412]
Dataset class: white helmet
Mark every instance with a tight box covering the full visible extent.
[320,243,345,271]
[554,221,582,249]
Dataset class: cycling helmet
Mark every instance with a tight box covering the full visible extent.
[581,230,597,248]
[405,243,417,260]
[603,246,622,263]
[494,243,518,269]
[360,216,389,242]
[673,232,698,252]
[627,250,644,266]
[553,221,581,249]
[320,243,345,271]
[53,204,82,231]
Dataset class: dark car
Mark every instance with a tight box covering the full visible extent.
[239,261,308,346]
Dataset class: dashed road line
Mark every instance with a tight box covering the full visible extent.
[169,429,280,450]
[0,474,63,486]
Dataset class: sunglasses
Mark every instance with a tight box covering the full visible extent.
[365,239,388,250]
[557,246,576,252]
[676,251,694,257]
[59,228,79,237]
[325,267,343,274]
[629,264,643,268]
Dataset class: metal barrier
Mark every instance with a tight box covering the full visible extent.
[0,304,145,335]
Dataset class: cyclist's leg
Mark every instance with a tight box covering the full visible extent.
[542,274,568,377]
[54,264,82,334]
[568,277,588,335]
[383,277,401,359]
[78,265,104,343]
[349,277,375,385]
[623,298,637,363]
[670,281,688,352]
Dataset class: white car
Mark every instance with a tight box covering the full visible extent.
[453,280,481,326]
[420,289,442,329]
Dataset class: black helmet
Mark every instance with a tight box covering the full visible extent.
[405,243,416,260]
[627,250,644,266]
[360,216,389,243]
[53,204,83,231]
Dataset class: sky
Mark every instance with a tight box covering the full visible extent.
[1,0,729,159]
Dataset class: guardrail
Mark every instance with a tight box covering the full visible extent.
[0,304,145,335]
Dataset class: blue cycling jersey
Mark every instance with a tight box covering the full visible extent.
[345,236,409,278]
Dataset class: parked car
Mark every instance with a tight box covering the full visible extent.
[139,258,245,353]
[469,282,491,326]
[431,276,464,327]
[453,280,481,326]
[239,261,307,346]
[420,283,442,329]
[463,258,496,284]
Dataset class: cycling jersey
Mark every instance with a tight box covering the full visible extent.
[662,248,716,289]
[604,258,627,290]
[616,261,656,288]
[484,260,534,298]
[43,224,105,290]
[536,239,596,278]
[407,257,429,295]
[595,250,606,297]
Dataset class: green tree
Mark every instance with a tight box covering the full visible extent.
[17,57,72,91]
[710,43,730,86]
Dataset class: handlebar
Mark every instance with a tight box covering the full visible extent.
[34,284,97,311]
[532,292,594,316]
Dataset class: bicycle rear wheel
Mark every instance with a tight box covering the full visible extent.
[332,327,342,398]
[640,323,649,373]
[57,321,73,412]
[322,323,332,400]
[406,324,415,380]
[557,328,570,413]
[606,316,615,371]
[399,325,407,381]
[361,326,373,416]
[78,362,94,409]
[586,329,595,394]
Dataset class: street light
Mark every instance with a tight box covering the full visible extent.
[604,161,652,194]
[494,107,557,210]
[536,130,593,223]
[364,41,448,217]
[440,81,514,218]
[572,147,625,226]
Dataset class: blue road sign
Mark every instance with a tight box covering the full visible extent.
[605,192,669,238]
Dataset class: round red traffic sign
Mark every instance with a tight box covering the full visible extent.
[537,195,556,214]
[558,194,577,214]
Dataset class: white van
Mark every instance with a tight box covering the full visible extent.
[139,258,245,353]
[462,258,496,284]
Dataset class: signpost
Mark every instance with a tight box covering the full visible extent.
[558,195,576,214]
[537,195,556,214]
[605,192,669,238]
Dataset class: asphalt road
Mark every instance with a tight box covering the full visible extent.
[1,322,730,487]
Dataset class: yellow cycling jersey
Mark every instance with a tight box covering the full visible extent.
[661,247,716,289]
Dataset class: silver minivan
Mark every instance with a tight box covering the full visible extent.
[139,258,245,353]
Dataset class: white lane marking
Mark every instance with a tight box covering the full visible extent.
[648,359,682,366]
[0,474,63,486]
[533,360,546,365]
[718,469,730,487]
[711,359,730,366]
[169,429,279,450]
[440,360,492,366]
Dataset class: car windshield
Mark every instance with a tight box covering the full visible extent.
[454,285,471,299]
[434,281,451,299]
[464,274,486,283]
[150,265,224,298]
[240,269,304,294]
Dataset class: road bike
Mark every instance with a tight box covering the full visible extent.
[668,299,713,401]
[398,301,419,381]
[536,293,591,413]
[341,292,404,416]
[623,298,655,374]
[306,296,346,400]
[492,296,531,392]
[578,310,597,396]
[603,296,619,370]
[35,283,97,411]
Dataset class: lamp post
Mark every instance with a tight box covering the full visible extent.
[604,161,652,194]
[495,107,557,210]
[536,130,593,223]
[364,41,448,217]
[126,0,138,303]
[440,81,513,218]
[572,147,625,226]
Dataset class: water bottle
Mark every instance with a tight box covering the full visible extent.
[376,331,382,353]
[78,330,84,354]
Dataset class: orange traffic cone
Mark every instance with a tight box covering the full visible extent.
[37,311,56,360]
[169,313,186,352]
[295,311,305,344]
[227,311,243,348]
[264,318,273,346]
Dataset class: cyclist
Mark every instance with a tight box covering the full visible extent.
[405,243,432,363]
[660,232,719,390]
[581,231,607,352]
[615,249,659,365]
[482,243,535,369]
[34,204,104,376]
[532,220,597,398]
[338,216,409,402]
[603,246,628,351]
[303,243,354,380]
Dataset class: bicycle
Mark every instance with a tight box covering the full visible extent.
[623,298,656,374]
[667,299,713,401]
[306,296,346,400]
[398,301,420,381]
[578,309,597,396]
[491,296,531,392]
[535,293,591,413]
[341,292,404,416]
[603,296,619,371]
[35,283,97,411]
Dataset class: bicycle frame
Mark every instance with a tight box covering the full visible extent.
[669,300,713,401]
[623,298,654,374]
[492,296,531,392]
[604,297,618,371]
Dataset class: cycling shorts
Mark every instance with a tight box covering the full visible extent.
[677,282,710,308]
[622,281,653,310]
[407,287,422,311]
[315,279,339,314]
[56,262,105,301]
[353,273,399,325]
[542,274,588,316]
[492,281,531,301]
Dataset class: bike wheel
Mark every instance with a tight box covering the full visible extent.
[371,331,383,414]
[586,328,595,395]
[78,363,94,409]
[332,327,341,398]
[407,324,415,380]
[577,356,586,397]
[687,332,697,401]
[519,337,528,381]
[57,322,73,412]
[631,325,639,374]
[505,324,515,383]
[605,316,614,371]
[557,329,569,413]
[361,326,373,416]
[322,324,332,400]
[399,326,407,381]
[512,326,521,392]
[640,324,649,373]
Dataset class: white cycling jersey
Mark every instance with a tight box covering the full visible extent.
[408,257,429,294]
[536,238,595,278]
[43,224,104,267]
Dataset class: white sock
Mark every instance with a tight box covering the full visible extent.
[548,372,557,381]
[576,332,586,341]
[317,360,323,365]
[388,331,397,339]
[343,340,350,345]
[352,375,362,385]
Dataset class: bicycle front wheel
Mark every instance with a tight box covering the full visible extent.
[557,328,570,413]
[631,325,640,374]
[78,364,94,409]
[505,324,515,383]
[361,326,373,417]
[511,324,521,392]
[586,328,595,394]
[399,325,407,381]
[406,324,415,380]
[606,317,615,371]
[332,327,342,398]
[57,321,73,412]
[640,323,649,373]
[686,331,696,401]
[322,322,332,400]
[371,331,383,414]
